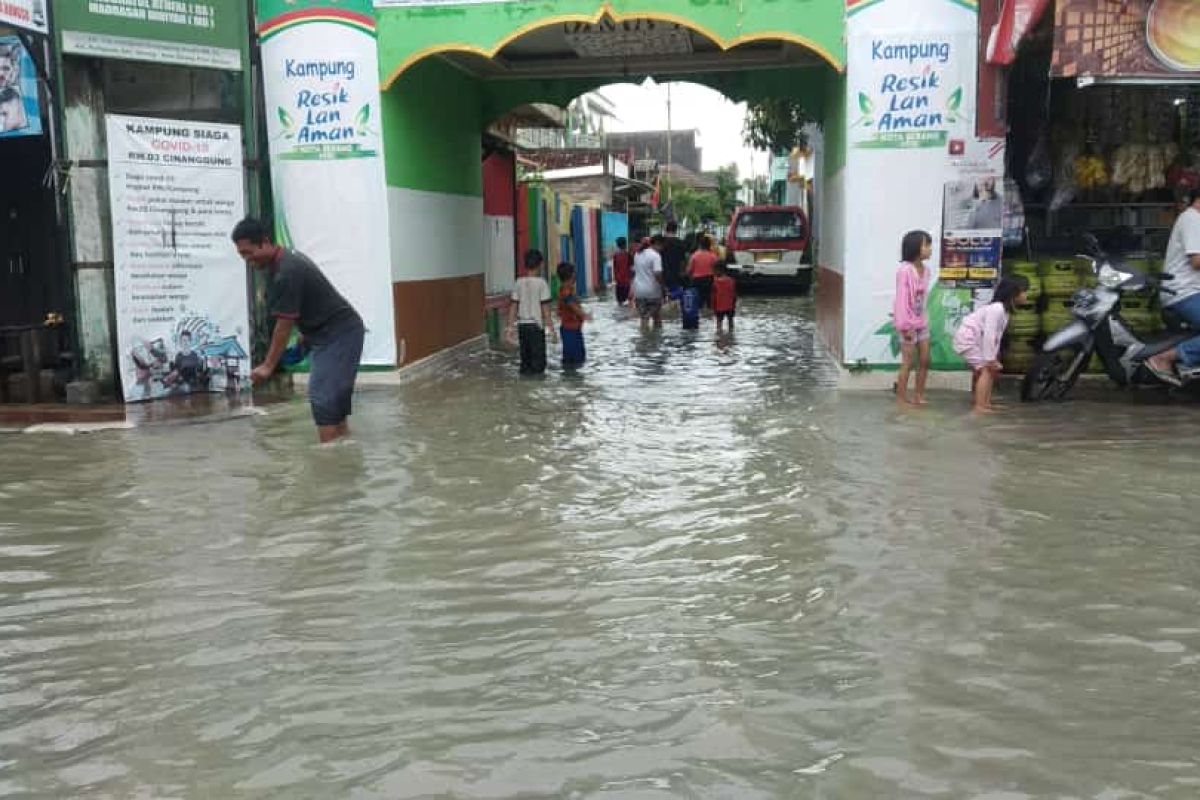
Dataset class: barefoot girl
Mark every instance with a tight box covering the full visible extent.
[953,276,1029,413]
[894,230,934,405]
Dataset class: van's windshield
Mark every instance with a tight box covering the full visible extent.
[733,211,805,242]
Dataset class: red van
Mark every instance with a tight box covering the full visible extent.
[725,205,812,292]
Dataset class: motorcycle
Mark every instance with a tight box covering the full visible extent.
[1021,236,1198,402]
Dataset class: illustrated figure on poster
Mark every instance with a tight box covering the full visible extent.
[130,338,170,399]
[127,317,248,399]
[968,176,1003,230]
[0,44,20,90]
[163,330,209,393]
[0,43,29,134]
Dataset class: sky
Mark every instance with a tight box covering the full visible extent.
[597,81,769,181]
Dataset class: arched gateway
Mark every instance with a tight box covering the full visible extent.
[261,0,983,374]
[373,1,845,365]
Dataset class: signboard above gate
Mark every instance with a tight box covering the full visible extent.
[1053,0,1200,78]
[1,0,48,34]
[53,0,245,70]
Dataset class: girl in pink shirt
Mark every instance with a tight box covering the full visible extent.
[894,230,934,405]
[953,276,1029,413]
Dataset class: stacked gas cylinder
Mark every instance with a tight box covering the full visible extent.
[1000,257,1165,373]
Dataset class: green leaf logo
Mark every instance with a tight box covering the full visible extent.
[858,92,874,114]
[947,88,963,112]
[277,107,296,130]
[354,104,371,127]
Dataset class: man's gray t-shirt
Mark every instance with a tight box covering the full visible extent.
[270,249,362,344]
[1163,207,1200,306]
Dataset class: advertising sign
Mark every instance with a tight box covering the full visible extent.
[55,0,245,70]
[842,0,982,368]
[941,138,1004,291]
[105,114,251,403]
[0,37,42,138]
[259,0,396,366]
[1053,0,1200,77]
[0,0,48,34]
[849,31,975,150]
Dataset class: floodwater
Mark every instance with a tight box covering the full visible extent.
[2,296,1200,799]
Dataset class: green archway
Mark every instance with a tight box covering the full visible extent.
[376,1,846,89]
[374,0,847,366]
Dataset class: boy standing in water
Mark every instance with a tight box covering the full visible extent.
[557,262,593,369]
[507,249,555,375]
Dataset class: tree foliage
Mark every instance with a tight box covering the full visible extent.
[713,164,741,220]
[743,98,814,154]
[663,180,721,224]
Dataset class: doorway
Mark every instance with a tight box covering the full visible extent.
[0,132,62,327]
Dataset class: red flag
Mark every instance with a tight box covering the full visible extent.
[987,0,1051,66]
[651,173,661,209]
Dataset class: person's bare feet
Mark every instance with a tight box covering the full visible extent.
[972,404,997,415]
[912,395,929,406]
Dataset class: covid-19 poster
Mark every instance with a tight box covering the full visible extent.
[106,114,251,403]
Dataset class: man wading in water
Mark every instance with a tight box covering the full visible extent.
[232,218,366,444]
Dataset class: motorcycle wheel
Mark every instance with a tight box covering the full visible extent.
[1020,346,1088,402]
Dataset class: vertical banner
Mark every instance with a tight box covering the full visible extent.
[105,115,250,402]
[0,37,43,138]
[258,0,397,366]
[842,0,983,367]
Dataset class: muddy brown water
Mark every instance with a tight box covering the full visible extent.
[1,297,1199,798]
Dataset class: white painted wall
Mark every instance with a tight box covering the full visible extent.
[484,215,516,295]
[387,187,484,282]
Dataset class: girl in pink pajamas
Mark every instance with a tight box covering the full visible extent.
[894,230,934,405]
[953,276,1029,413]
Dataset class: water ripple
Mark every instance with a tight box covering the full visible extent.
[1,296,1198,796]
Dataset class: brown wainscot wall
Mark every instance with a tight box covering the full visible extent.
[393,274,485,365]
[816,266,844,362]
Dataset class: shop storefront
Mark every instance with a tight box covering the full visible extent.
[992,0,1200,373]
[0,1,72,403]
[52,0,263,403]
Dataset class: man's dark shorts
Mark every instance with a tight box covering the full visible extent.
[308,323,365,427]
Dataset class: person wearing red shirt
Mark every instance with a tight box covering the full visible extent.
[712,262,738,334]
[611,236,633,307]
[687,235,721,309]
[557,262,592,369]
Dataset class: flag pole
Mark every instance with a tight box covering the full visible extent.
[666,82,673,203]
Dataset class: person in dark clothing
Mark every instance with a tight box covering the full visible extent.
[232,217,366,444]
[169,331,205,390]
[661,220,687,291]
